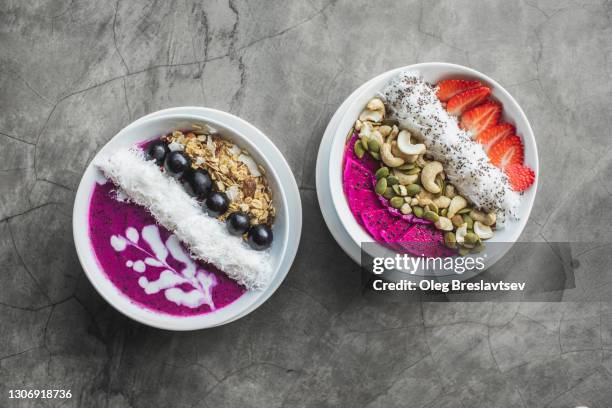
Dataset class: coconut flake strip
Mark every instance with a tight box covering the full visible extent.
[96,147,273,290]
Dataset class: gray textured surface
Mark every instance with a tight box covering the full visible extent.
[1,0,612,407]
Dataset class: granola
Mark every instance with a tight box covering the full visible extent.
[165,129,275,225]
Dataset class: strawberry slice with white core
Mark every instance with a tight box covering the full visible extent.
[436,79,482,102]
[459,102,502,137]
[476,123,516,152]
[504,163,535,192]
[446,86,491,116]
[488,135,524,169]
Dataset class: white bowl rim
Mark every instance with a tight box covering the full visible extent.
[73,108,302,330]
[328,62,539,275]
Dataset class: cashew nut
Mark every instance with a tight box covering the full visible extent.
[445,184,456,198]
[456,224,468,244]
[433,195,451,209]
[367,98,385,111]
[434,216,453,231]
[469,209,496,226]
[397,130,426,156]
[416,154,427,168]
[418,198,433,207]
[359,98,385,122]
[420,161,444,193]
[447,195,467,218]
[417,190,435,201]
[451,215,464,228]
[359,110,383,123]
[379,125,392,137]
[391,142,419,162]
[392,169,419,185]
[474,221,494,240]
[389,125,399,139]
[380,143,405,167]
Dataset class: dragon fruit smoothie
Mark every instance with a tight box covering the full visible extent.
[88,181,245,316]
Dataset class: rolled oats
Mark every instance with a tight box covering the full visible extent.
[165,130,275,224]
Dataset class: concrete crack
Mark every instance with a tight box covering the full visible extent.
[113,0,130,74]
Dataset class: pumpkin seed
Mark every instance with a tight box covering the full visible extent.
[390,196,404,209]
[398,163,416,171]
[398,185,407,196]
[354,140,365,159]
[440,208,448,217]
[383,187,395,199]
[428,202,439,214]
[406,167,421,175]
[423,210,439,222]
[413,206,424,218]
[457,207,471,215]
[346,127,355,142]
[444,232,456,248]
[462,214,473,230]
[375,167,389,180]
[406,184,421,196]
[368,139,381,153]
[360,136,369,151]
[387,175,399,186]
[370,151,381,160]
[392,185,402,195]
[464,232,479,245]
[375,178,387,195]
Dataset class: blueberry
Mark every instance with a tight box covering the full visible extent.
[227,212,251,236]
[185,168,213,198]
[206,192,229,217]
[147,140,169,166]
[247,224,273,250]
[164,151,191,178]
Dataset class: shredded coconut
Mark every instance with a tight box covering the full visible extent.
[206,136,216,157]
[96,147,273,290]
[226,185,240,202]
[228,144,242,157]
[382,71,520,218]
[167,141,184,152]
[238,154,261,177]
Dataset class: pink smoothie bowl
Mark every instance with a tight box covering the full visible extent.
[73,108,302,330]
[327,63,538,280]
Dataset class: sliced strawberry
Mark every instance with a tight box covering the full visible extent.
[446,86,491,116]
[460,102,502,136]
[488,135,524,169]
[436,79,482,102]
[504,163,535,192]
[476,123,516,152]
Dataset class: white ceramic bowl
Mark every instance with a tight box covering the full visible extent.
[73,109,302,330]
[328,63,538,277]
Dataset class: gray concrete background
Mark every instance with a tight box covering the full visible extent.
[1,0,612,406]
